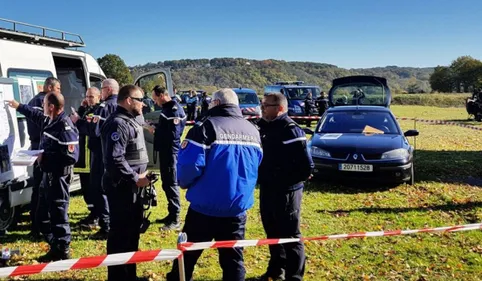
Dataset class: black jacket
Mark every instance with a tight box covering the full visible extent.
[257,113,314,191]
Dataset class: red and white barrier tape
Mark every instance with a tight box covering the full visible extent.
[185,115,482,131]
[178,223,482,251]
[0,249,181,278]
[396,117,482,131]
[1,223,480,278]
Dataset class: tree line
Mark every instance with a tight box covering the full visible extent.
[429,56,482,93]
[97,54,442,94]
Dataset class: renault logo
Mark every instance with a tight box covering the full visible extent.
[353,154,358,160]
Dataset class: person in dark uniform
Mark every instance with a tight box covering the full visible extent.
[142,93,155,115]
[200,91,210,116]
[303,91,316,127]
[186,90,198,121]
[166,88,263,281]
[257,93,314,281]
[351,88,366,105]
[8,92,79,261]
[90,79,119,239]
[150,85,186,231]
[315,91,329,116]
[25,77,61,238]
[71,87,101,227]
[101,85,151,281]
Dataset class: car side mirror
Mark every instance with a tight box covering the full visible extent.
[303,128,314,135]
[404,130,419,137]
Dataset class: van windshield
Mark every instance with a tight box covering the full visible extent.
[236,92,260,104]
[284,87,320,100]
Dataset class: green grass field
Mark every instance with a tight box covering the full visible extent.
[3,105,482,281]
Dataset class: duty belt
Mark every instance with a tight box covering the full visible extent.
[48,165,74,176]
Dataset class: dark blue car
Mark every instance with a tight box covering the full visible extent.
[305,76,419,184]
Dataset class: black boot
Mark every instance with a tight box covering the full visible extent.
[38,245,71,262]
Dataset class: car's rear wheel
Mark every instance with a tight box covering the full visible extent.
[0,196,17,231]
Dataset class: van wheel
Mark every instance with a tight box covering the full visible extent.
[0,197,17,231]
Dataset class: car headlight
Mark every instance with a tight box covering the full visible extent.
[311,146,331,158]
[294,105,302,113]
[381,148,409,160]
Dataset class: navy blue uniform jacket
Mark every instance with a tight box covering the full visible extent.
[17,104,79,173]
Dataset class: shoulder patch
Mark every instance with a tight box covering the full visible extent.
[173,118,180,125]
[181,140,188,149]
[111,132,120,142]
[68,144,75,153]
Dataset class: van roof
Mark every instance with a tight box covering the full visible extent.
[233,88,257,94]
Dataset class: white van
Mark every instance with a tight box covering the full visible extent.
[0,18,175,231]
[0,18,107,231]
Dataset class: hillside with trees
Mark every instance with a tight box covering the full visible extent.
[129,58,433,94]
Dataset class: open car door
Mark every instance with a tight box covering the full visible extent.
[134,68,174,168]
[328,76,391,107]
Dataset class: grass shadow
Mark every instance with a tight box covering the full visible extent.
[316,201,482,223]
[305,179,398,194]
[414,150,482,186]
[306,150,482,193]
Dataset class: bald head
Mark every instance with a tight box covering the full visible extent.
[43,92,65,118]
[101,78,119,100]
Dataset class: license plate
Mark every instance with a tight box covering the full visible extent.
[339,163,373,172]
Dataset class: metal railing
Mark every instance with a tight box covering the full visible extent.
[0,18,85,48]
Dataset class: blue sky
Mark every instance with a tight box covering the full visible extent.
[2,0,482,68]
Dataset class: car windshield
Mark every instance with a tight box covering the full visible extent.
[331,83,386,106]
[318,111,399,134]
[237,93,260,104]
[284,87,320,100]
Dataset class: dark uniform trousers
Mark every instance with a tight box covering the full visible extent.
[186,105,197,121]
[166,208,247,281]
[79,172,92,212]
[38,170,72,250]
[107,187,143,281]
[91,150,109,230]
[260,187,305,281]
[30,141,42,233]
[159,149,181,221]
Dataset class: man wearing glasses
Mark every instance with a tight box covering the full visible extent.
[90,78,119,239]
[101,85,151,281]
[71,87,101,229]
[257,93,314,281]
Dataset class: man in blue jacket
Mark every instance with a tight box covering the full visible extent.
[257,93,314,281]
[166,88,263,281]
[186,90,199,121]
